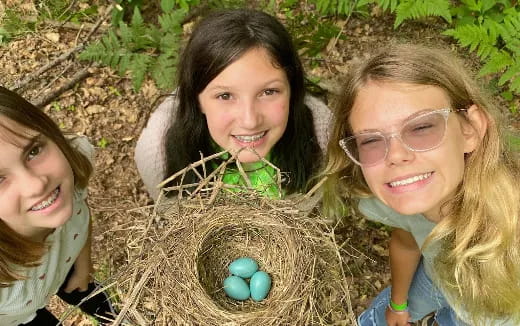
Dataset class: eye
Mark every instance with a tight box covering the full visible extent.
[358,136,383,146]
[262,88,279,96]
[27,144,43,160]
[216,93,232,100]
[0,176,4,185]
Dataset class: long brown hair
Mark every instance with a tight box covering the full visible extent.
[0,86,93,286]
[320,44,520,324]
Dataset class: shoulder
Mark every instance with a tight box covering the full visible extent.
[67,135,95,163]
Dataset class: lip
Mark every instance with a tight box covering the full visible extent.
[28,186,62,213]
[385,172,434,193]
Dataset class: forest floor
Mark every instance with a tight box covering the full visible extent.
[1,2,518,325]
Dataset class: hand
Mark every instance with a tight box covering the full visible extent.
[63,267,92,293]
[385,305,411,326]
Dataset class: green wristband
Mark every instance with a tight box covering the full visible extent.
[390,300,408,311]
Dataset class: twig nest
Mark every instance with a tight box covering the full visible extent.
[115,192,356,325]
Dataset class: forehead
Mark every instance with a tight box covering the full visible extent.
[206,47,287,88]
[349,81,451,132]
[0,117,39,148]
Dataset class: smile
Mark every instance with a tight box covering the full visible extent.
[233,131,266,143]
[388,172,433,187]
[30,187,60,211]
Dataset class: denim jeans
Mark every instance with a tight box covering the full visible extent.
[358,260,466,326]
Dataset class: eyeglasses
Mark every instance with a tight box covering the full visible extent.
[339,108,465,167]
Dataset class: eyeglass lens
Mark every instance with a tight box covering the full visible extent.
[344,111,447,165]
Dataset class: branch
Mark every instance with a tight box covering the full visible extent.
[32,65,92,108]
[12,4,113,92]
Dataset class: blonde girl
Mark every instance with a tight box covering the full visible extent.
[0,86,115,325]
[320,44,520,325]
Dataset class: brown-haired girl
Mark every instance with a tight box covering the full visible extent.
[0,86,115,325]
[320,44,519,325]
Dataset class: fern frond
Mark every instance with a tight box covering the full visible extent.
[394,0,452,28]
[443,24,497,59]
[159,10,185,34]
[479,50,513,76]
[150,53,177,89]
[376,0,399,12]
[314,0,355,15]
[498,59,520,86]
[130,53,153,91]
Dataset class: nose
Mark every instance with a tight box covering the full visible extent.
[385,135,414,166]
[17,167,47,198]
[239,98,262,129]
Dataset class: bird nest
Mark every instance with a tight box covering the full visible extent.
[112,150,356,325]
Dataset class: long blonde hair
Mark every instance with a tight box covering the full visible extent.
[320,44,520,324]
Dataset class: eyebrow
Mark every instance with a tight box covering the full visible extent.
[206,78,287,92]
[21,134,43,155]
[354,108,446,134]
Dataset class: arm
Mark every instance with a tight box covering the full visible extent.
[63,212,93,293]
[385,228,421,326]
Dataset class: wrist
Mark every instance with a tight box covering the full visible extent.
[389,299,408,312]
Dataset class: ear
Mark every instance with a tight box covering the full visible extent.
[461,104,488,154]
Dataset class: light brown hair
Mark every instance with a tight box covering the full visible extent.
[0,86,93,286]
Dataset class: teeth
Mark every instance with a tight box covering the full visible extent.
[234,132,266,143]
[389,172,432,188]
[30,188,60,211]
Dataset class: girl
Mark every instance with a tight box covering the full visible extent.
[134,9,331,200]
[320,44,519,325]
[0,86,116,325]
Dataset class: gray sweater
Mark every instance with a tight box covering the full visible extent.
[134,94,332,200]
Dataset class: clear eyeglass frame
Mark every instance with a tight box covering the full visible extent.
[339,108,466,167]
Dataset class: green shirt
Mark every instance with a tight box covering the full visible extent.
[212,152,282,199]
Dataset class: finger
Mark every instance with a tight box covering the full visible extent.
[63,285,75,293]
[78,284,89,292]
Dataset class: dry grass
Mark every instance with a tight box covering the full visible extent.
[110,150,357,325]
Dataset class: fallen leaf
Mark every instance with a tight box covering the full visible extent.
[44,32,60,43]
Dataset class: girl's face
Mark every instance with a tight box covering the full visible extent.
[349,81,479,222]
[198,47,290,165]
[0,118,75,241]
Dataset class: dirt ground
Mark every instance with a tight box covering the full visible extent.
[0,3,518,325]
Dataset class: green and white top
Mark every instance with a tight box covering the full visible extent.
[0,137,93,325]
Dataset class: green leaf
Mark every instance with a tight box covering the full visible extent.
[130,53,153,91]
[160,0,176,12]
[498,60,520,86]
[394,0,452,28]
[479,50,513,76]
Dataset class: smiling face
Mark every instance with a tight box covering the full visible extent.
[0,118,75,241]
[198,47,290,164]
[349,81,479,221]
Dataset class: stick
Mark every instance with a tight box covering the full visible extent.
[12,4,112,91]
[32,65,91,108]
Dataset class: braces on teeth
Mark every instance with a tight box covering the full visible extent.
[31,188,59,211]
[234,132,265,142]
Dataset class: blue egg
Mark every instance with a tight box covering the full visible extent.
[223,275,250,300]
[228,257,259,278]
[249,271,271,301]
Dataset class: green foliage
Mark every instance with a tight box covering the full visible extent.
[375,0,452,27]
[80,5,186,91]
[444,4,520,96]
[310,0,372,16]
[271,1,344,57]
[375,0,520,110]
